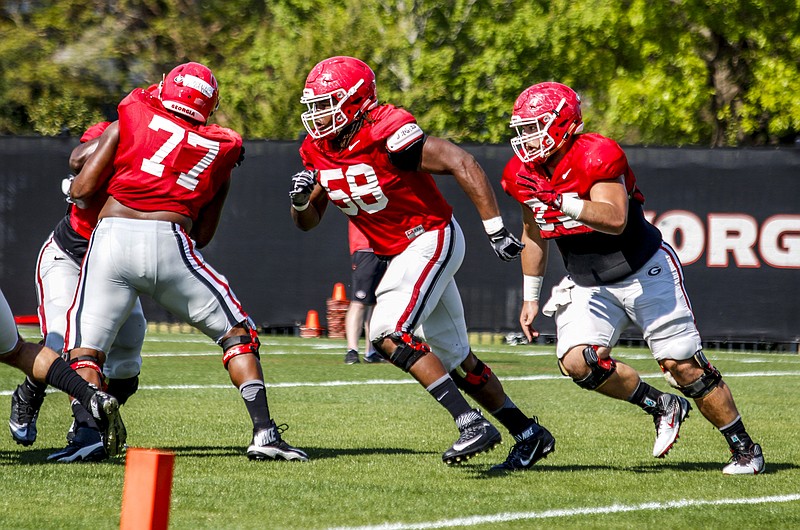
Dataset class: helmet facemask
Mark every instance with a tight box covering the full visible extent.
[510,97,583,164]
[301,78,366,139]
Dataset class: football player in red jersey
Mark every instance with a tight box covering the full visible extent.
[9,123,147,461]
[0,287,125,458]
[61,62,307,462]
[503,81,763,474]
[291,56,555,469]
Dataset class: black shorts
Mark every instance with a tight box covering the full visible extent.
[351,251,387,305]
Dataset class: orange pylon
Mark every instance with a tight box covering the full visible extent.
[305,310,321,330]
[119,448,175,530]
[332,282,348,302]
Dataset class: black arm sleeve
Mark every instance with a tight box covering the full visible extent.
[387,135,426,171]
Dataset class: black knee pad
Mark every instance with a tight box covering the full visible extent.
[569,346,617,390]
[450,359,492,393]
[221,322,260,369]
[672,351,723,398]
[373,331,429,372]
[106,375,139,406]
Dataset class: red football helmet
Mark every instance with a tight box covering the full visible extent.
[300,56,378,139]
[510,82,583,164]
[159,62,219,123]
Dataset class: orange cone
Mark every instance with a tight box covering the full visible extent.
[305,309,321,330]
[332,282,348,302]
[120,448,175,530]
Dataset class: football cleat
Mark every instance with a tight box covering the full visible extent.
[47,427,107,463]
[490,418,555,472]
[247,421,308,461]
[722,443,765,475]
[442,409,502,465]
[652,393,691,458]
[344,350,360,365]
[88,390,126,457]
[9,383,46,446]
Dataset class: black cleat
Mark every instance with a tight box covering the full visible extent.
[490,418,555,472]
[344,350,360,365]
[9,383,46,446]
[442,409,502,465]
[47,427,107,463]
[88,390,126,457]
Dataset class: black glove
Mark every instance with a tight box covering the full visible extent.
[488,227,524,261]
[289,169,316,207]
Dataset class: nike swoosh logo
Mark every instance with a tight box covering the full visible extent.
[436,391,449,402]
[452,435,482,451]
[348,140,361,151]
[562,168,572,180]
[518,440,541,467]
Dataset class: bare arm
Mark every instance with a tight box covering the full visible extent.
[519,204,548,341]
[69,122,120,207]
[69,138,101,173]
[191,180,230,248]
[419,136,501,222]
[573,178,629,235]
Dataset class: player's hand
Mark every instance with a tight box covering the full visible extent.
[516,173,562,209]
[487,227,524,261]
[519,300,541,343]
[62,174,75,203]
[289,169,316,207]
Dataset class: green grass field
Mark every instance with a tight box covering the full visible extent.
[1,327,799,529]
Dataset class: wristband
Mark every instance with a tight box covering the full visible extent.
[560,196,584,219]
[292,201,310,212]
[482,216,504,235]
[523,275,543,302]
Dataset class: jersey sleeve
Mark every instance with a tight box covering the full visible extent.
[370,106,417,142]
[80,121,112,143]
[583,137,628,183]
[500,156,527,203]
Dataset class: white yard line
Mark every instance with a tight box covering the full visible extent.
[325,494,800,530]
[3,371,798,396]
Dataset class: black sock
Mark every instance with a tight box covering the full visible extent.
[240,380,271,432]
[21,376,48,399]
[44,359,96,407]
[720,416,753,451]
[71,400,98,430]
[628,380,664,415]
[490,396,531,436]
[426,375,472,420]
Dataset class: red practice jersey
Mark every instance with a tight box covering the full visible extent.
[68,121,112,239]
[300,105,453,256]
[501,133,644,239]
[348,220,372,254]
[108,88,243,219]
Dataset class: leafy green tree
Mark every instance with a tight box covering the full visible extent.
[1,0,797,146]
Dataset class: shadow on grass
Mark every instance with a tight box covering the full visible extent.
[462,460,799,479]
[2,445,429,464]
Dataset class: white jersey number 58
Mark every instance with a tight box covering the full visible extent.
[319,163,388,215]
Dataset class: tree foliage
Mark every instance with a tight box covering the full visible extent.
[1,0,797,146]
